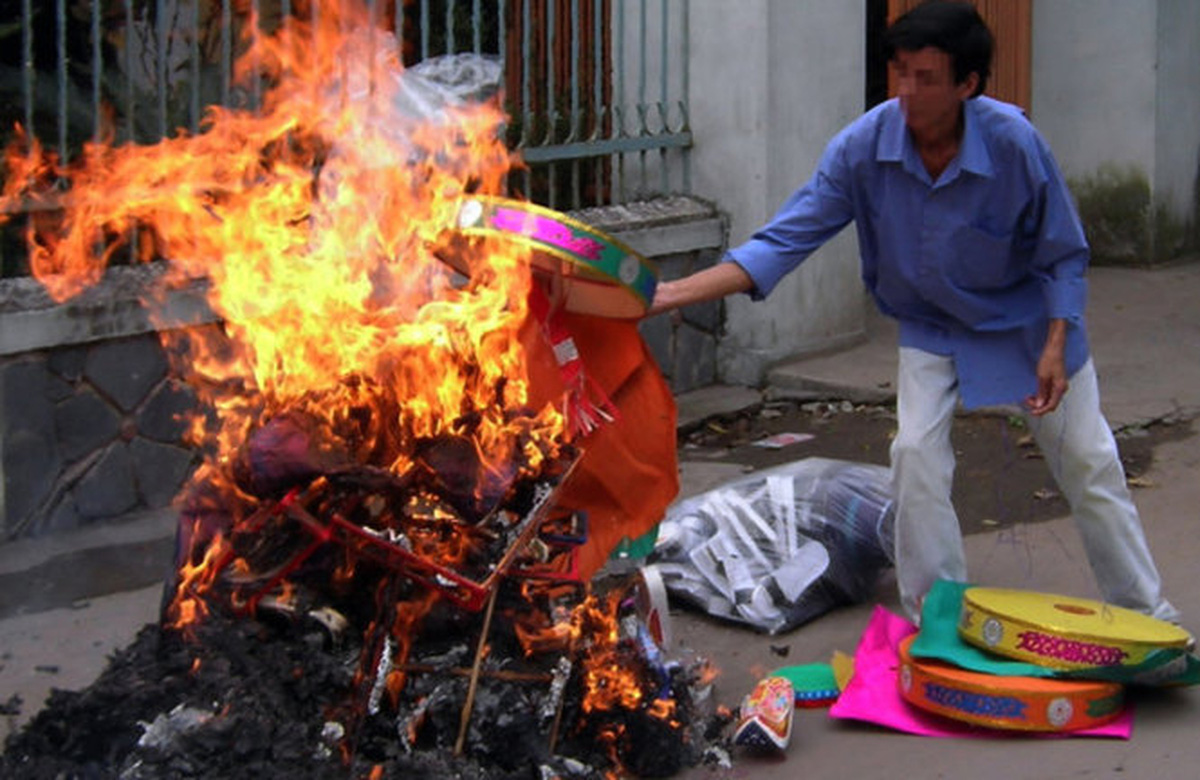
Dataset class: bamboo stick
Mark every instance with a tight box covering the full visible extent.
[454,585,500,756]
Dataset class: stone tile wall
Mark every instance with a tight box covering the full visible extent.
[0,196,727,539]
[636,248,724,393]
[577,196,728,395]
[0,338,198,537]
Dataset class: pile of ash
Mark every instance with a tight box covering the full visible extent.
[2,582,731,779]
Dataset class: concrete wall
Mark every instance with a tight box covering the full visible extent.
[1031,1,1157,179]
[687,0,867,386]
[0,205,724,539]
[1032,0,1200,260]
[0,268,214,539]
[1155,0,1200,236]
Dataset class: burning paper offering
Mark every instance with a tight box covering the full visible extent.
[0,2,698,777]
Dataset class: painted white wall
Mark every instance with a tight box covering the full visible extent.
[1033,0,1200,241]
[1155,0,1200,226]
[1030,0,1157,181]
[687,0,866,385]
[670,0,1198,386]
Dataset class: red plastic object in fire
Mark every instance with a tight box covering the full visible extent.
[209,457,580,615]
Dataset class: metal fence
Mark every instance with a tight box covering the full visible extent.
[0,0,692,278]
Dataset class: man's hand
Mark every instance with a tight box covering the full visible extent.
[647,280,685,317]
[1024,319,1068,416]
[646,261,754,317]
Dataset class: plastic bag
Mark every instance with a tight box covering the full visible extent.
[646,457,895,634]
[409,53,503,103]
[312,46,503,299]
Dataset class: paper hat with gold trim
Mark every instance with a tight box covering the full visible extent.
[898,634,1125,732]
[449,195,658,319]
[958,587,1194,672]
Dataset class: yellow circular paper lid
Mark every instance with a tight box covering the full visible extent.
[898,634,1125,732]
[960,587,1193,670]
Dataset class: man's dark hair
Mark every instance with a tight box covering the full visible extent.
[883,1,993,97]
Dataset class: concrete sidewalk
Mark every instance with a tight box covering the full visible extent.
[3,264,1200,778]
[671,262,1200,780]
[761,262,1200,431]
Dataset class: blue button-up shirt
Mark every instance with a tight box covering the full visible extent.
[729,96,1090,409]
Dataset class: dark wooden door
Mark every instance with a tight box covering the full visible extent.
[886,0,1032,112]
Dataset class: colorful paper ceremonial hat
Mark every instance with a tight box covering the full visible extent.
[733,675,795,751]
[448,195,658,319]
[959,586,1194,673]
[829,605,1134,739]
[898,634,1126,732]
[910,580,1200,687]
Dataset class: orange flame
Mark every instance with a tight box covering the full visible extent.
[384,589,438,704]
[567,591,680,723]
[0,1,565,530]
[166,529,231,633]
[646,697,678,722]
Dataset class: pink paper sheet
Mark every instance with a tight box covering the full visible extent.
[827,605,1134,739]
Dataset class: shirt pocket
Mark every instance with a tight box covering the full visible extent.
[947,222,1019,290]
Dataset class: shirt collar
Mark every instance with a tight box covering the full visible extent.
[876,97,994,181]
[958,98,993,178]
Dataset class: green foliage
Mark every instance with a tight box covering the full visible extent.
[1069,162,1198,266]
[1069,163,1152,266]
[1153,199,1195,263]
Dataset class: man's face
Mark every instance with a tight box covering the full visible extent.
[891,46,978,139]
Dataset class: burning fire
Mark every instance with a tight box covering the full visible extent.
[0,8,708,773]
[570,591,677,722]
[165,524,229,632]
[0,0,566,576]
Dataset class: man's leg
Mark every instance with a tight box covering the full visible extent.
[1026,359,1178,622]
[892,347,966,622]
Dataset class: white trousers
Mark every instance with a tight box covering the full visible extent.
[891,347,1178,623]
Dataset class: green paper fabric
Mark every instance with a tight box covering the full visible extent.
[772,663,839,694]
[909,580,1200,687]
[910,580,1053,677]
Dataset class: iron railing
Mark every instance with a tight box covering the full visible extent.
[0,0,691,278]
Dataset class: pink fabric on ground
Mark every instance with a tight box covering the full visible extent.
[828,605,1134,739]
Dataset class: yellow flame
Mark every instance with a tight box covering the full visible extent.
[0,0,565,516]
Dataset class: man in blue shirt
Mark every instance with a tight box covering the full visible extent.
[649,1,1177,623]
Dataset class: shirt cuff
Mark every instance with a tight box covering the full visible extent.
[1043,277,1086,322]
[726,242,790,301]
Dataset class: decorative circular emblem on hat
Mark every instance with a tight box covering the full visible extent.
[982,617,1004,647]
[618,254,641,285]
[1046,697,1074,728]
[458,199,484,229]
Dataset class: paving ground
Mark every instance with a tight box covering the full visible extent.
[3,263,1200,779]
[676,397,1193,536]
[670,422,1200,780]
[665,263,1200,780]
